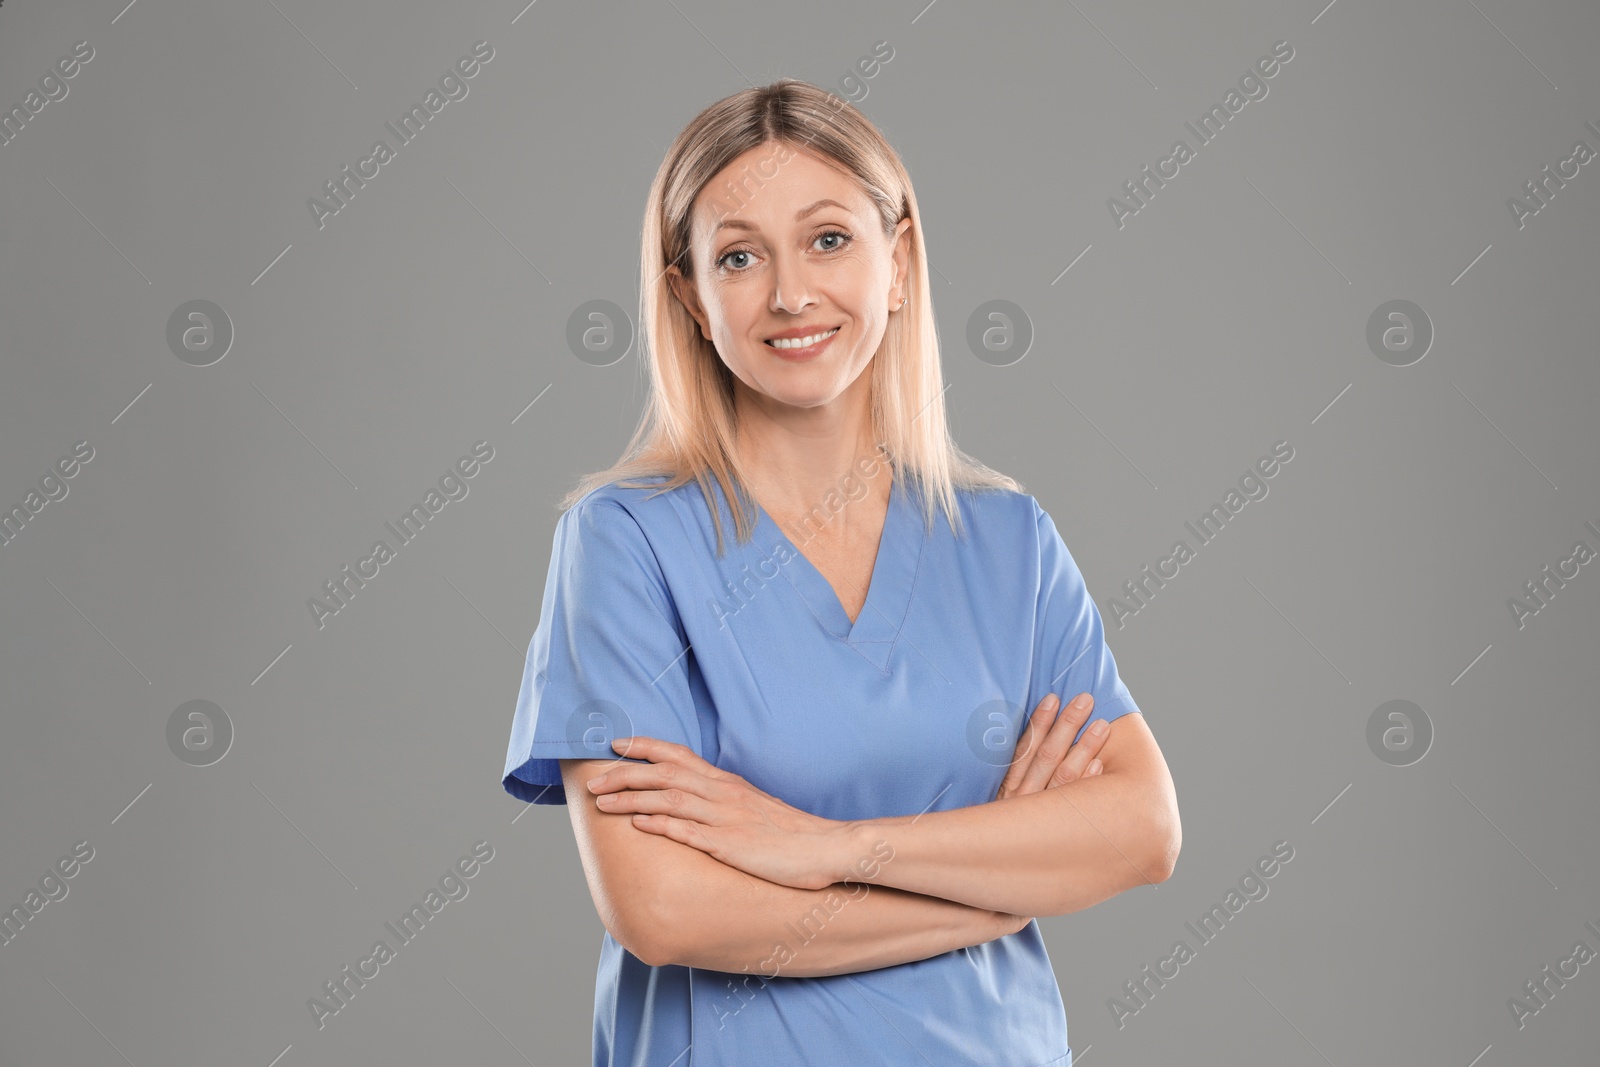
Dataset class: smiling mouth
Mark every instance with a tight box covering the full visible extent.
[765,326,840,350]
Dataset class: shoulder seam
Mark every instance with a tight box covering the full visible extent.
[576,495,685,631]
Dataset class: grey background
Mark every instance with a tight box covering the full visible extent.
[2,0,1597,1064]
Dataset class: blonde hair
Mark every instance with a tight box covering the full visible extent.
[561,77,1022,553]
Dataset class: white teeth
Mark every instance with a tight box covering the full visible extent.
[768,327,838,350]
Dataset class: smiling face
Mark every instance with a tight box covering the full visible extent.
[667,142,912,420]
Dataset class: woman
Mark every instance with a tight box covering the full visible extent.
[502,78,1181,1066]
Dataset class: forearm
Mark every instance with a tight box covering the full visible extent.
[845,771,1172,917]
[653,842,1020,977]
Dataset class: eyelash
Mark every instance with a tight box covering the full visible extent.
[715,229,853,273]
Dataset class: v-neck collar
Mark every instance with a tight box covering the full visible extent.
[747,474,926,670]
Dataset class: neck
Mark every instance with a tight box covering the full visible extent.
[730,375,888,520]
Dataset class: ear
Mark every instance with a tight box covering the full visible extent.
[888,217,913,307]
[666,263,711,341]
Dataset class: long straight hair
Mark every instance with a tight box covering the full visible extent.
[562,78,1022,554]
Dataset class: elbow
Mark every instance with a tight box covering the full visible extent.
[618,919,670,968]
[1140,802,1182,886]
[618,913,675,969]
[615,878,680,968]
[631,933,675,970]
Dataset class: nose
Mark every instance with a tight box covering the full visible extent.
[769,250,817,314]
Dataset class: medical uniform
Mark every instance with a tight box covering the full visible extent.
[502,472,1141,1067]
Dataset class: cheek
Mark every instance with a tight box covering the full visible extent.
[716,324,758,366]
[849,306,888,355]
[706,292,757,344]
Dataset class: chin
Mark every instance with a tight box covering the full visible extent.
[765,385,844,409]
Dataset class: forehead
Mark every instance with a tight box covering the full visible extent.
[692,145,867,239]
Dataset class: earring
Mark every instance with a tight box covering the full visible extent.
[899,295,907,309]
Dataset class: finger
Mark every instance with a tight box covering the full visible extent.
[609,734,677,763]
[627,812,718,857]
[588,760,750,819]
[996,694,1057,801]
[594,781,718,825]
[1049,700,1108,786]
[589,755,692,793]
[588,760,721,808]
[1017,694,1093,794]
[1050,718,1110,787]
[1015,713,1074,794]
[610,735,737,781]
[1087,759,1103,776]
[996,694,1054,799]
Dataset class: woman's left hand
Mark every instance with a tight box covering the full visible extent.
[585,735,856,891]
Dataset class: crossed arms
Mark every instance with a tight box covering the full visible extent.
[557,708,1179,977]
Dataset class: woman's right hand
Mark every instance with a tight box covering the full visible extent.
[992,692,1108,803]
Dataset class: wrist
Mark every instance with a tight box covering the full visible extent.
[829,819,885,886]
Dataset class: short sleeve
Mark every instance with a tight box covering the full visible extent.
[1030,498,1141,743]
[501,496,705,806]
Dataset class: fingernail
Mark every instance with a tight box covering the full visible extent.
[586,776,606,790]
[1045,694,1060,711]
[612,736,633,746]
[1090,719,1108,735]
[1073,694,1092,710]
[1088,759,1102,774]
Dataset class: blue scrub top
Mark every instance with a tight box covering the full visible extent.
[502,471,1141,1067]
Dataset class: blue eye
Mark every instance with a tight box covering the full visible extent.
[715,229,853,272]
[815,229,850,252]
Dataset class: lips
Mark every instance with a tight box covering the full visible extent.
[765,326,840,349]
[763,326,839,361]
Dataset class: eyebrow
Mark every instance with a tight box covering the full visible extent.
[713,198,851,233]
